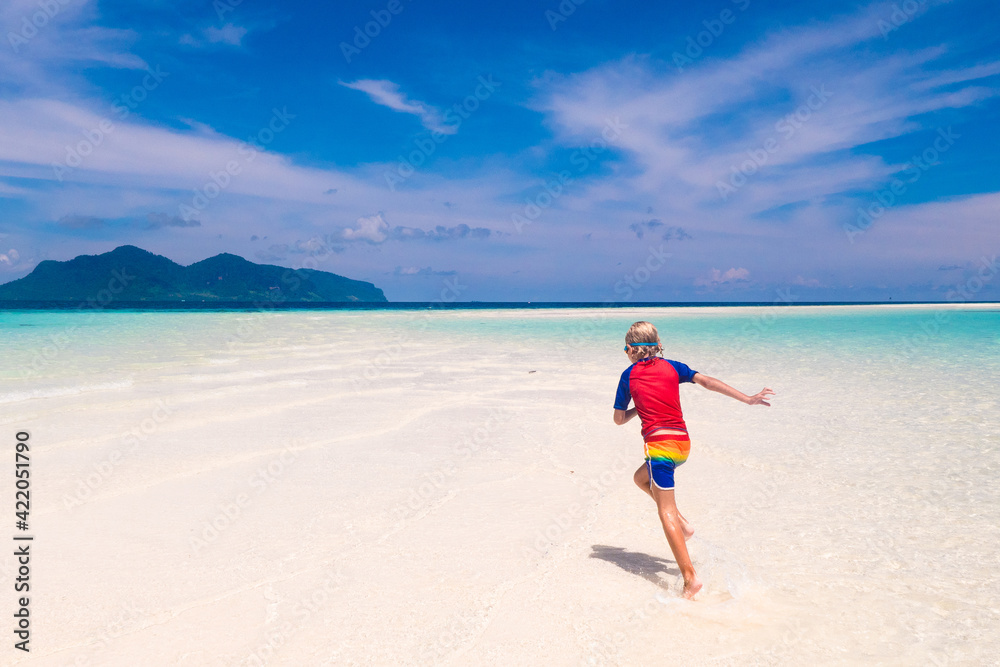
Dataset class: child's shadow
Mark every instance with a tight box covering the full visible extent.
[589,545,680,589]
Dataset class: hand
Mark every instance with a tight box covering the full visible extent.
[745,388,775,406]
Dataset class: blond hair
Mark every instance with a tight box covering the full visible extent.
[625,321,662,359]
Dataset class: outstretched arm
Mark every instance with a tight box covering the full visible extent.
[613,407,637,425]
[692,373,774,406]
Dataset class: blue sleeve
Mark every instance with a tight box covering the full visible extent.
[668,360,697,383]
[613,367,632,409]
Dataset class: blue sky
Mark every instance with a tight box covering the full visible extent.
[0,0,998,301]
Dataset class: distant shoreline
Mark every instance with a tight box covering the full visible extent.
[1,300,997,312]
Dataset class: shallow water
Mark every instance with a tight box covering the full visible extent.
[1,305,997,665]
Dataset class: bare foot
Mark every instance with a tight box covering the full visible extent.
[682,575,703,600]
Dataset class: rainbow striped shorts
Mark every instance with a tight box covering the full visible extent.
[643,432,691,491]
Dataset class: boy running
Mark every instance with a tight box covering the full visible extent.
[613,321,774,599]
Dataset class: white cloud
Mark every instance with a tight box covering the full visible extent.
[340,79,457,135]
[393,266,457,276]
[0,181,29,197]
[337,214,495,245]
[341,213,390,243]
[146,212,200,229]
[793,275,822,287]
[0,0,145,94]
[0,93,520,278]
[0,0,996,299]
[205,23,248,45]
[696,267,750,286]
[0,98,364,204]
[181,23,250,47]
[846,191,1000,265]
[536,3,1000,225]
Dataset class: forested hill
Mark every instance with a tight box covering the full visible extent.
[0,245,387,302]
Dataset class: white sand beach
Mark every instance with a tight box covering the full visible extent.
[2,306,999,665]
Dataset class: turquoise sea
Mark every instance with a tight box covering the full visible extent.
[2,303,998,386]
[2,303,998,664]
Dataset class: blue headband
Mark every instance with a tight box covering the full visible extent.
[627,342,659,346]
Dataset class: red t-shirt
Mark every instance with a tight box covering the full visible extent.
[614,357,698,439]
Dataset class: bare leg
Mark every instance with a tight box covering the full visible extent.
[677,511,694,540]
[633,463,654,500]
[650,485,702,599]
[633,464,694,539]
